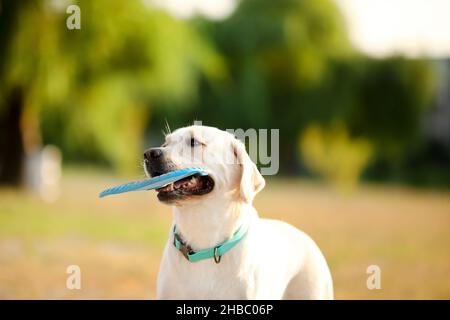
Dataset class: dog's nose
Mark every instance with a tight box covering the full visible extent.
[144,148,163,161]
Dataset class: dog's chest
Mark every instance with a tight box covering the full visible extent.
[160,249,253,299]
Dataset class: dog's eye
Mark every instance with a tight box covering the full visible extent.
[189,138,201,147]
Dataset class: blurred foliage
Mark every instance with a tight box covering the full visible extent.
[152,0,438,186]
[300,122,373,191]
[0,0,224,175]
[0,0,445,187]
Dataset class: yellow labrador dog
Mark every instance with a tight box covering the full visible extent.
[144,125,333,299]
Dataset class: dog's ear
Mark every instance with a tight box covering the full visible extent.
[233,139,265,203]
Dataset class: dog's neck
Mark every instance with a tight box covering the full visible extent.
[172,199,256,250]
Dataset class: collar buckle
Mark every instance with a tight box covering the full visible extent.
[173,232,193,261]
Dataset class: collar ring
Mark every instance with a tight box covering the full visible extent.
[213,247,221,264]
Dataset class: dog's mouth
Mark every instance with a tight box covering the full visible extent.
[155,174,215,203]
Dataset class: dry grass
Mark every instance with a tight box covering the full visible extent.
[0,169,449,299]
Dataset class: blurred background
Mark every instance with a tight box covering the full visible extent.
[0,0,449,299]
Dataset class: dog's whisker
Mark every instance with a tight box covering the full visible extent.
[162,119,171,137]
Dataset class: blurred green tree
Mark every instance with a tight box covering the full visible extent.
[0,0,224,184]
[169,0,352,172]
[159,0,437,185]
[306,56,437,185]
[300,121,373,191]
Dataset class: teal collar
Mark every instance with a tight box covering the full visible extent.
[173,224,249,263]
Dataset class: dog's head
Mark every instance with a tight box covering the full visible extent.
[143,125,265,205]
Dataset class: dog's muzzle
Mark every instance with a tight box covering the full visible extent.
[143,147,215,203]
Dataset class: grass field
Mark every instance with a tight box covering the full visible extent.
[0,168,449,299]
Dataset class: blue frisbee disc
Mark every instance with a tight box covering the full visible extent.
[99,167,208,198]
